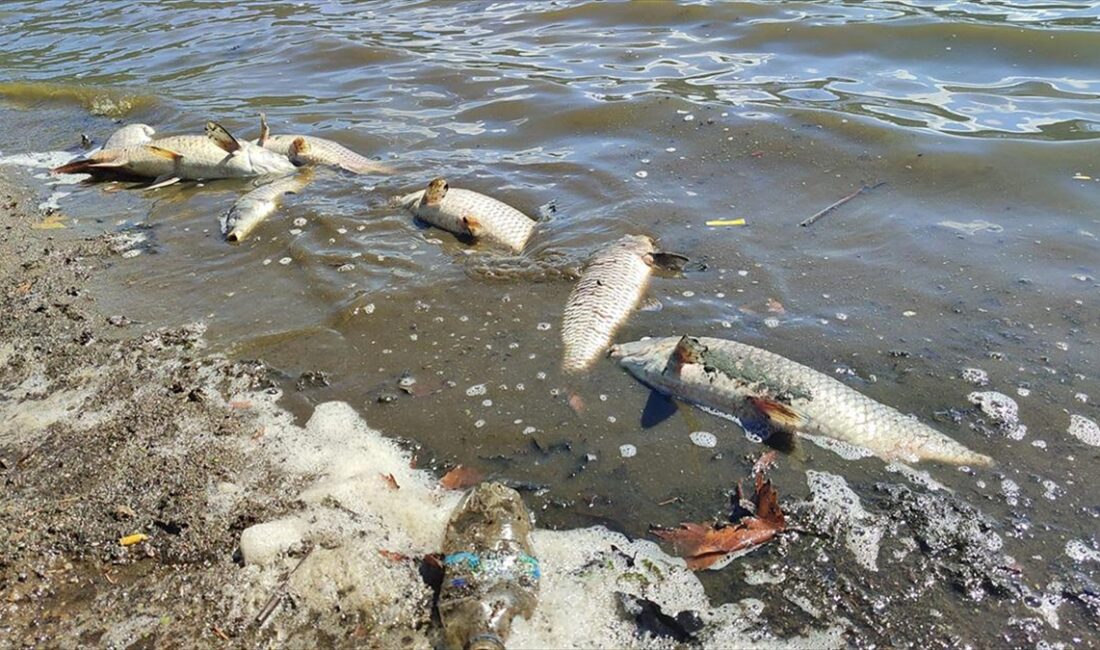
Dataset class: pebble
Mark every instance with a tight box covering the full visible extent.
[689,431,717,448]
[619,444,637,458]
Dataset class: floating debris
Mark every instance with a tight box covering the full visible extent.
[619,444,637,458]
[705,219,746,227]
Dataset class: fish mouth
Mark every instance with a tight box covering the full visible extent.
[608,337,673,361]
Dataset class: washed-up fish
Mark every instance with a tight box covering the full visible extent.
[103,123,155,150]
[395,178,537,253]
[220,170,313,243]
[610,335,993,466]
[255,113,394,175]
[53,121,296,187]
[561,235,687,373]
[439,482,540,650]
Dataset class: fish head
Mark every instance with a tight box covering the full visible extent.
[425,177,449,206]
[610,336,687,389]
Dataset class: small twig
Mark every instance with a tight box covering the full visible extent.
[212,625,231,642]
[254,546,314,628]
[103,570,117,585]
[799,181,886,227]
[657,496,682,506]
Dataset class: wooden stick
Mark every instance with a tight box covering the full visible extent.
[254,546,314,628]
[799,181,886,227]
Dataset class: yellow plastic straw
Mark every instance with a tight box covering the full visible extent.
[705,218,746,226]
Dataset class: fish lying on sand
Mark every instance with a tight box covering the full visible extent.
[561,235,687,373]
[220,170,313,243]
[439,482,540,650]
[256,113,394,175]
[395,178,537,252]
[103,123,155,150]
[610,335,993,466]
[53,121,297,188]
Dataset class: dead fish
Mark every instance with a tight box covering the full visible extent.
[561,235,686,373]
[610,335,994,466]
[102,123,155,150]
[220,170,313,243]
[395,178,538,253]
[53,121,296,188]
[439,482,540,650]
[256,113,394,175]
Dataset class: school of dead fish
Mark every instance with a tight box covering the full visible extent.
[50,113,1004,648]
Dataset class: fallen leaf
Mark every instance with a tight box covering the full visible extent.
[440,465,483,490]
[380,473,400,490]
[766,298,785,314]
[652,456,785,570]
[378,549,408,562]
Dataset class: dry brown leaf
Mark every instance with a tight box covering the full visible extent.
[380,473,400,490]
[378,549,408,562]
[440,465,483,490]
[766,298,786,314]
[652,455,785,570]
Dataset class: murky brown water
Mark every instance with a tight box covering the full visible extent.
[3,0,1099,644]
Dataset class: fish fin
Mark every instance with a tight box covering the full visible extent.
[258,112,269,147]
[638,297,664,312]
[640,390,678,429]
[344,160,396,175]
[646,251,690,272]
[746,396,809,430]
[145,174,181,190]
[144,145,182,161]
[205,121,241,153]
[52,158,96,174]
[672,336,707,365]
[462,215,483,238]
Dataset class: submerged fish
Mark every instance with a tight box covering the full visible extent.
[103,123,155,150]
[395,178,537,253]
[53,121,296,187]
[611,335,993,466]
[561,235,687,373]
[220,170,313,243]
[256,113,394,175]
[439,482,540,650]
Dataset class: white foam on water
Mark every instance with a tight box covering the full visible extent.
[885,462,949,493]
[801,433,875,461]
[230,394,841,647]
[0,150,77,169]
[805,471,884,572]
[1065,540,1100,563]
[1067,414,1100,447]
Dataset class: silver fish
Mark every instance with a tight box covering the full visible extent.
[561,235,685,373]
[439,482,540,650]
[53,121,296,187]
[220,170,313,243]
[103,123,155,150]
[610,335,993,466]
[395,178,537,253]
[256,113,393,175]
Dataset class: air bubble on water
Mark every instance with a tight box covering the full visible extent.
[466,384,487,397]
[357,225,366,231]
[683,114,695,122]
[279,257,292,265]
[665,147,676,152]
[474,419,486,428]
[1042,479,1062,501]
[716,292,725,298]
[682,290,695,297]
[293,217,307,227]
[903,310,916,317]
[262,259,272,265]
[607,416,616,423]
[337,227,347,235]
[721,321,732,328]
[1065,540,1100,563]
[337,264,354,272]
[1074,393,1088,403]
[536,372,547,380]
[641,158,650,164]
[289,228,302,236]
[508,342,519,350]
[836,313,848,321]
[550,388,560,397]
[619,444,637,458]
[689,431,717,448]
[459,315,469,322]
[1017,387,1031,397]
[961,368,989,386]
[409,333,418,341]
[515,383,525,391]
[635,170,648,178]
[1055,341,1069,351]
[523,426,536,435]
[738,270,749,277]
[599,394,608,402]
[764,317,780,329]
[481,399,492,407]
[1001,478,1021,506]
[537,322,552,331]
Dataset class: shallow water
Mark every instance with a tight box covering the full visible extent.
[2,0,1099,644]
